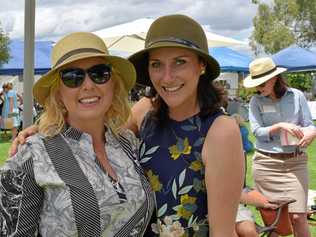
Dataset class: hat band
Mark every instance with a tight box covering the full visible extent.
[54,48,105,68]
[252,67,277,79]
[147,37,200,49]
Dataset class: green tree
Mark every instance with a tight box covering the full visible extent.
[250,0,315,93]
[295,0,316,47]
[250,0,316,54]
[0,22,10,67]
[285,73,313,91]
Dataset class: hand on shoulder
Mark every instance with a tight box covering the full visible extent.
[125,97,153,135]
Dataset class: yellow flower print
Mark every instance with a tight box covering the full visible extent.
[146,170,162,192]
[176,194,197,220]
[168,137,192,160]
[189,160,203,172]
[177,206,193,220]
[180,194,196,205]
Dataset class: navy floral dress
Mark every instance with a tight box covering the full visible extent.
[140,111,222,237]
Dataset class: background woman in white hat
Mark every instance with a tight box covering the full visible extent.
[244,57,315,237]
[0,32,154,237]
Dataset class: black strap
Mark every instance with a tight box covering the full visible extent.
[43,134,101,237]
[252,67,277,79]
[54,48,104,68]
[116,134,155,237]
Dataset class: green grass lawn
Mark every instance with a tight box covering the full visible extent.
[0,126,316,235]
[0,132,11,165]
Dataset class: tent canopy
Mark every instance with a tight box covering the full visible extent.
[94,17,246,53]
[210,47,252,72]
[0,40,251,77]
[0,40,52,75]
[272,45,316,72]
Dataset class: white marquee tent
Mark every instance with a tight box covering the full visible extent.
[93,17,246,54]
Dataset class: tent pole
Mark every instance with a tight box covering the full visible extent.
[23,0,36,128]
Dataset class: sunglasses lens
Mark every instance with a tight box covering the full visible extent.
[60,69,85,88]
[60,64,111,88]
[88,64,112,84]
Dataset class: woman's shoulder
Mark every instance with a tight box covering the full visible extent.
[5,133,46,170]
[288,87,304,97]
[7,90,16,97]
[206,115,240,139]
[131,97,152,116]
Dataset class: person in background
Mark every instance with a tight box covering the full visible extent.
[244,57,315,237]
[234,202,258,237]
[0,86,4,129]
[230,113,256,236]
[0,32,154,237]
[232,113,254,154]
[9,15,244,237]
[17,94,38,131]
[212,81,229,112]
[128,14,244,236]
[1,82,20,140]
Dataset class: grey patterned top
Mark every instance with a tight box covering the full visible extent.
[0,126,155,237]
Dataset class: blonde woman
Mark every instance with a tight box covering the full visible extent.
[0,32,154,237]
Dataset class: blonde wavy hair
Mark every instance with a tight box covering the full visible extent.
[37,67,131,137]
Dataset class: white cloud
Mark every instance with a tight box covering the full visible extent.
[0,0,262,45]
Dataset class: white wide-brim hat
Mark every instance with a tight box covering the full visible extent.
[243,57,287,88]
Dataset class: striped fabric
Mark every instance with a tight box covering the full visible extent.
[116,134,156,237]
[0,126,155,237]
[43,135,101,237]
[0,158,44,236]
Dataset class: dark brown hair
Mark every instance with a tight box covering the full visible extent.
[148,72,223,127]
[273,75,288,99]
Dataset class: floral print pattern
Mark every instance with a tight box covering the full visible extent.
[140,112,222,236]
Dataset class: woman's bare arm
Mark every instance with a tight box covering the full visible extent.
[124,97,153,136]
[202,115,244,237]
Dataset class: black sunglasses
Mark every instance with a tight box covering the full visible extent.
[59,64,112,88]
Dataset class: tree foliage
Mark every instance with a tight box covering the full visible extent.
[249,0,315,94]
[285,73,313,92]
[250,0,316,54]
[238,73,313,101]
[0,22,10,67]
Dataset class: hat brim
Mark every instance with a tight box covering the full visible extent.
[243,67,287,88]
[33,53,136,106]
[128,42,220,86]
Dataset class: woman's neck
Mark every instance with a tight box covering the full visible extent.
[169,102,200,121]
[269,91,278,102]
[67,118,105,144]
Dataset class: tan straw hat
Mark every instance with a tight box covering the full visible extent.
[128,14,220,86]
[243,57,287,88]
[33,32,136,106]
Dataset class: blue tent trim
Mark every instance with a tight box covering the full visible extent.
[0,40,52,75]
[0,43,252,75]
[210,47,252,73]
[272,45,316,72]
